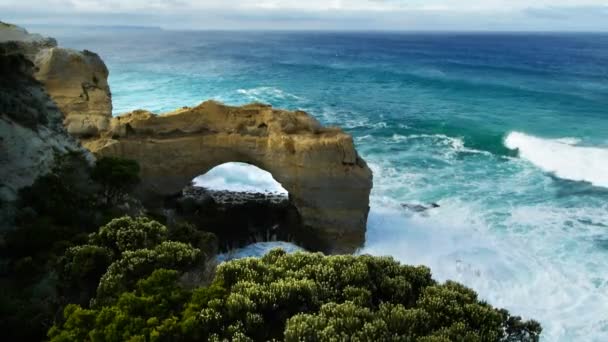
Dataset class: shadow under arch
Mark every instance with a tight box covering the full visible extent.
[89,101,373,253]
[165,161,328,252]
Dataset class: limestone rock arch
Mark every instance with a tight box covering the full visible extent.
[86,101,373,253]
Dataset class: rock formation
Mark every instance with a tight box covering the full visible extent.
[87,101,373,253]
[1,22,374,253]
[0,21,57,60]
[0,21,112,138]
[0,47,89,206]
[172,186,303,251]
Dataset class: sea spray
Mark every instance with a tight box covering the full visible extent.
[505,131,608,188]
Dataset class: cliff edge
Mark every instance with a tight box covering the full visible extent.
[87,101,373,253]
[0,22,373,253]
[0,21,112,138]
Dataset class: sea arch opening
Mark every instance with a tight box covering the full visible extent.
[193,162,288,195]
[173,162,304,251]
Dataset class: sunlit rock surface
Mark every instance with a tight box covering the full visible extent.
[0,22,112,138]
[87,101,373,253]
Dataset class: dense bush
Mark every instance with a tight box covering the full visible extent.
[0,155,143,341]
[53,216,206,306]
[57,245,114,304]
[92,216,168,253]
[95,241,200,306]
[169,221,219,258]
[49,249,542,341]
[92,157,140,206]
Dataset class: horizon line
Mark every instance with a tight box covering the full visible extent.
[20,23,608,34]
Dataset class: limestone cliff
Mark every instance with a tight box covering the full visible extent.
[0,21,57,60]
[87,101,373,253]
[1,23,373,253]
[0,48,89,205]
[0,22,112,137]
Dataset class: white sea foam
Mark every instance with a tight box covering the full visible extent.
[215,241,303,262]
[505,131,608,188]
[193,162,288,194]
[236,86,301,102]
[362,198,608,342]
[389,133,491,156]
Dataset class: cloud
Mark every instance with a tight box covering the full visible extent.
[2,0,608,30]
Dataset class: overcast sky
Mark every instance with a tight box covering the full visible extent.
[2,0,608,31]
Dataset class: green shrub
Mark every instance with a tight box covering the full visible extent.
[92,157,140,206]
[95,241,201,306]
[16,152,98,227]
[92,216,168,254]
[49,269,188,342]
[50,249,542,341]
[169,221,219,257]
[57,245,113,303]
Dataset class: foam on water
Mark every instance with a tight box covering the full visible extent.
[215,241,303,263]
[505,131,608,188]
[236,87,302,103]
[362,197,608,341]
[196,131,608,341]
[193,162,288,194]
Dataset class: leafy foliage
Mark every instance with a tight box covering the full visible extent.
[92,157,140,206]
[92,216,168,254]
[57,245,114,304]
[48,269,188,342]
[1,152,99,340]
[95,241,200,306]
[0,154,143,341]
[169,221,219,258]
[49,249,542,342]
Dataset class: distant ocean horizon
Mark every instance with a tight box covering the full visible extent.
[41,27,608,341]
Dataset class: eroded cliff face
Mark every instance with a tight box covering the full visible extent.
[0,48,89,205]
[87,101,373,253]
[0,21,112,138]
[1,22,373,253]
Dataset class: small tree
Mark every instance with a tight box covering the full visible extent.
[93,216,168,254]
[92,157,140,206]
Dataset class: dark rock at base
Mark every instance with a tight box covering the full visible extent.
[401,202,440,213]
[166,186,317,252]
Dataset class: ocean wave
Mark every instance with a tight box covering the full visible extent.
[504,131,608,188]
[236,86,302,102]
[363,198,608,341]
[390,133,492,156]
[193,162,288,194]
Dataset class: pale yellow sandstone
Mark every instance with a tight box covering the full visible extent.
[86,101,373,253]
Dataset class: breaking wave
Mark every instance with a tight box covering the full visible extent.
[505,132,608,188]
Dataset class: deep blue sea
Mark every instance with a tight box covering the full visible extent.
[41,27,608,341]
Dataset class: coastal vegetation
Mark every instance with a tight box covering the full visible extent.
[0,154,144,340]
[48,237,542,341]
[0,152,541,341]
[1,23,541,340]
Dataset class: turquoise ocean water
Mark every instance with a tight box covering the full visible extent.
[43,28,608,341]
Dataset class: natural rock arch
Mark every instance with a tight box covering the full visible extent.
[86,101,373,253]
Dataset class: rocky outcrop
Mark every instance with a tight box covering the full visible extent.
[1,22,374,253]
[87,101,373,253]
[0,21,57,60]
[34,48,112,137]
[171,186,303,251]
[0,49,89,205]
[0,22,112,138]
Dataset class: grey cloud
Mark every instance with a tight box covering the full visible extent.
[2,3,608,31]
